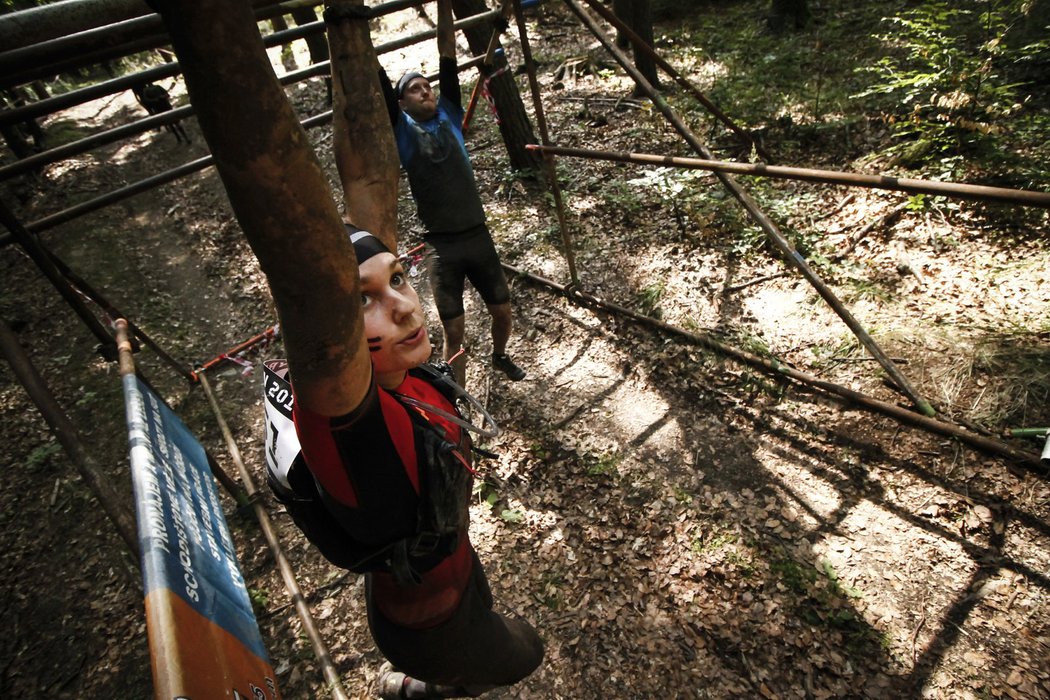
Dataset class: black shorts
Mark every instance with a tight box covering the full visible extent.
[366,550,544,688]
[426,224,510,320]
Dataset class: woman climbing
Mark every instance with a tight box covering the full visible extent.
[148,0,543,697]
[263,228,544,699]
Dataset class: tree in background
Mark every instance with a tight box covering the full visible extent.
[612,0,660,91]
[450,0,540,172]
[767,0,810,34]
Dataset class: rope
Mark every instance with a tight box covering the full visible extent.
[322,4,372,24]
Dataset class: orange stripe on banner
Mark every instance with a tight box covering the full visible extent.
[145,590,281,699]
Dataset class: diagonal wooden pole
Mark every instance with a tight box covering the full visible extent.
[1,317,139,557]
[563,0,936,417]
[502,263,1045,472]
[579,0,774,163]
[512,0,580,288]
[197,370,350,700]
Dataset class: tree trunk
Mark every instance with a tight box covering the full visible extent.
[325,0,400,250]
[290,6,330,67]
[451,0,540,172]
[768,0,809,33]
[612,0,630,49]
[29,81,50,100]
[270,14,298,71]
[1,88,45,157]
[612,0,659,90]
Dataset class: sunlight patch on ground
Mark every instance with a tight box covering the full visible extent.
[754,438,981,660]
[808,499,972,654]
[688,58,729,85]
[109,140,148,165]
[745,283,847,351]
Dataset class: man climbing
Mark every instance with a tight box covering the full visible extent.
[381,0,525,385]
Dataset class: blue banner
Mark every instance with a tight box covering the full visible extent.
[124,375,280,699]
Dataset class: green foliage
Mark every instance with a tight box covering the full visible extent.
[27,441,62,470]
[635,282,665,319]
[585,452,620,479]
[499,508,525,524]
[600,179,646,220]
[477,480,525,525]
[692,531,738,555]
[534,573,565,610]
[772,555,875,651]
[855,1,1043,166]
[844,276,895,304]
[248,587,269,614]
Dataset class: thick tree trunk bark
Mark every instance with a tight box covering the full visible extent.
[325,0,400,250]
[451,0,540,172]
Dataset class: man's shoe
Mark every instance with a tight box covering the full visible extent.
[377,661,407,700]
[492,353,526,381]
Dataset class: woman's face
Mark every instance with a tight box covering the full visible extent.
[358,252,431,385]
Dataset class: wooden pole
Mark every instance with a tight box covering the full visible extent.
[528,143,1050,210]
[512,0,580,288]
[197,371,350,700]
[502,263,1046,472]
[579,0,774,163]
[0,199,119,359]
[563,0,937,417]
[43,245,199,383]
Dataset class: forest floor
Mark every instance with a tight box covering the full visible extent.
[2,1,1049,699]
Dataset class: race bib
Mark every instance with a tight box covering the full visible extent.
[262,359,301,491]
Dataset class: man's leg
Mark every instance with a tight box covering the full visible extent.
[488,302,512,356]
[442,314,467,386]
[487,302,525,381]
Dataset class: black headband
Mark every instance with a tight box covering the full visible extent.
[346,226,390,264]
[396,71,426,99]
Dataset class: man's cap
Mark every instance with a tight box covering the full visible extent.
[396,71,426,99]
[345,224,390,264]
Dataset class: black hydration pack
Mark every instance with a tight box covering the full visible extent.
[262,360,474,585]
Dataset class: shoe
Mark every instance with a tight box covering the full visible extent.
[492,353,526,381]
[377,661,407,700]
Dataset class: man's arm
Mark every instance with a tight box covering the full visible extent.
[379,67,400,127]
[150,0,372,417]
[436,0,461,108]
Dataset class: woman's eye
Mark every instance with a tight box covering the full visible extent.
[361,294,371,307]
[391,273,405,286]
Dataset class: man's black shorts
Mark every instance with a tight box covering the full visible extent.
[426,224,510,320]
